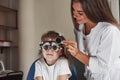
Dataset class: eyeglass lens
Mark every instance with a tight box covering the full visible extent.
[41,41,61,51]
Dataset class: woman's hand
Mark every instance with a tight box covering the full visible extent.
[62,40,79,57]
[62,40,90,66]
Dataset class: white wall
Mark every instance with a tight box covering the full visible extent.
[110,0,119,23]
[34,0,75,45]
[18,0,37,80]
[53,0,75,40]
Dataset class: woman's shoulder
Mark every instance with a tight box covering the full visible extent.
[98,22,120,33]
[97,22,120,39]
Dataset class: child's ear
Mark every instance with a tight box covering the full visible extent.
[58,49,63,55]
[39,47,42,54]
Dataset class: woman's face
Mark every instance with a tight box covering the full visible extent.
[41,38,62,65]
[72,2,90,24]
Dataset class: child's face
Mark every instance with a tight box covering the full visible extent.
[41,38,62,65]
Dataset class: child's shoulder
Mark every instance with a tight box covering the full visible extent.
[57,57,68,64]
[35,58,45,64]
[55,57,69,67]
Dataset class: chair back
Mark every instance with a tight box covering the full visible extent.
[27,59,39,80]
[27,59,77,80]
[70,64,77,80]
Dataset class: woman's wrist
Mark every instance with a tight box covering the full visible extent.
[74,50,79,57]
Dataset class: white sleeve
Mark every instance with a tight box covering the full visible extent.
[34,61,42,79]
[59,59,72,78]
[88,27,120,73]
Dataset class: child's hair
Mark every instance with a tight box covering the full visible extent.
[39,30,73,67]
[41,31,65,42]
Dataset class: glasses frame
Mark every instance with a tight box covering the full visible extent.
[40,41,62,52]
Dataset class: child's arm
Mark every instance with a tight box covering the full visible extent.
[58,58,72,80]
[35,76,43,80]
[34,61,43,80]
[58,74,69,80]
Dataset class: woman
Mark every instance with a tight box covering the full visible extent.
[62,0,120,80]
[34,31,72,80]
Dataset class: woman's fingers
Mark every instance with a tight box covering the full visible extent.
[62,40,75,45]
[62,40,77,47]
[62,40,79,56]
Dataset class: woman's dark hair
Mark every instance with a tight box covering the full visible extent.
[71,0,118,30]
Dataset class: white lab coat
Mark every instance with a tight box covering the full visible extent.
[74,22,120,80]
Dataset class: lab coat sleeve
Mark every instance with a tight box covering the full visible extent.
[88,27,120,74]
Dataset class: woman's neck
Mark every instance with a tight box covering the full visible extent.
[84,22,97,35]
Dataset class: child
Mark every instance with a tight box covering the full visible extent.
[34,31,72,80]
